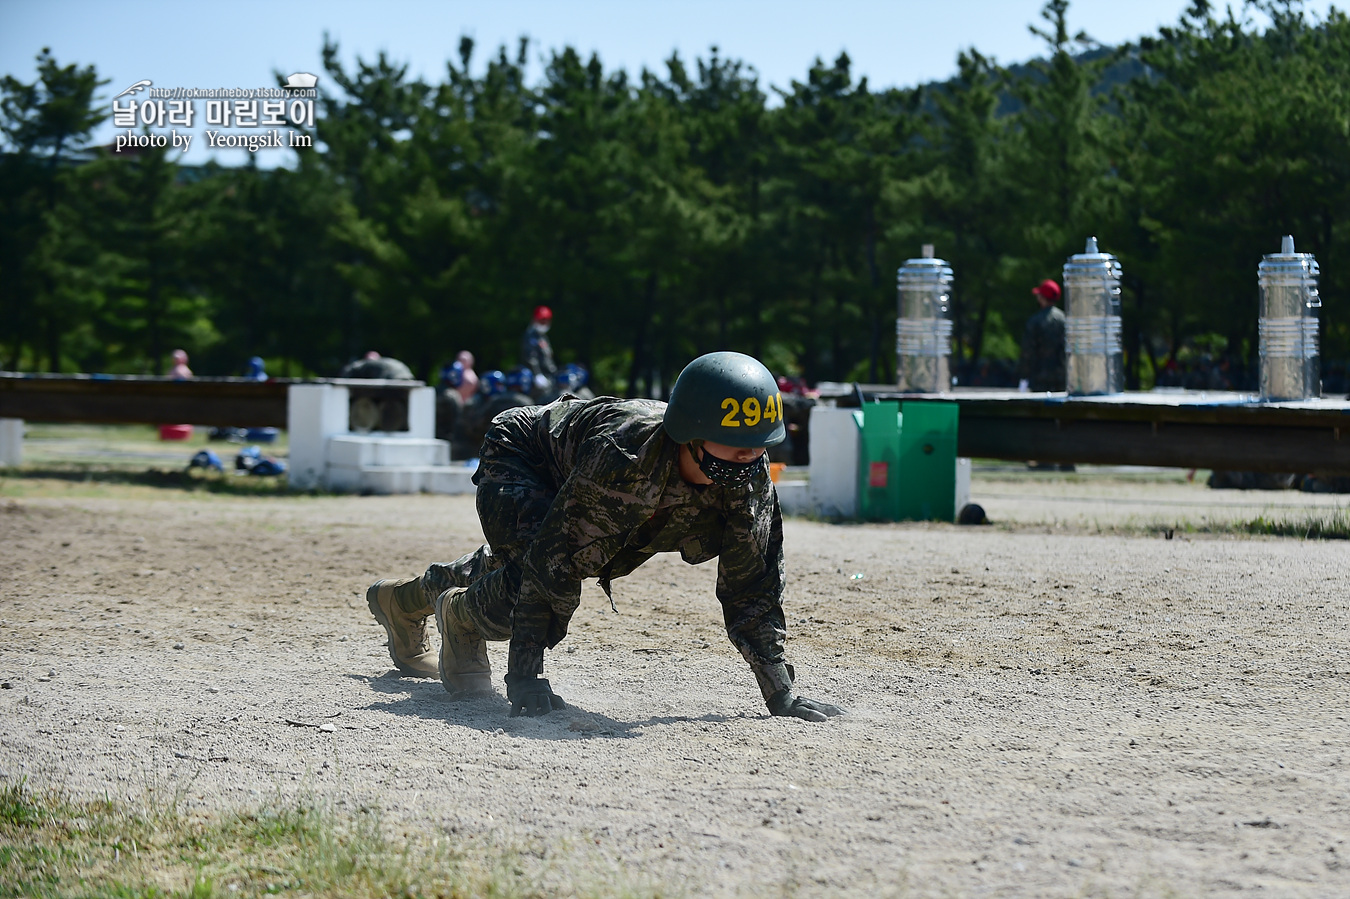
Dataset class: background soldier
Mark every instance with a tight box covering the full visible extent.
[545,363,594,402]
[452,350,479,402]
[520,305,557,383]
[367,351,844,722]
[771,375,815,466]
[1017,279,1066,392]
[450,370,534,460]
[167,349,192,380]
[339,350,415,381]
[435,361,467,444]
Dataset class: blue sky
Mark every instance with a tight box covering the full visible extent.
[1,0,1340,166]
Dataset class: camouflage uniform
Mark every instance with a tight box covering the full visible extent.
[400,395,794,705]
[520,323,557,377]
[1017,305,1067,392]
[451,391,535,461]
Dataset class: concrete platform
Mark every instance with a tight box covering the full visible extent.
[327,435,450,468]
[326,463,476,495]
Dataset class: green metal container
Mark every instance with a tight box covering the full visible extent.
[897,401,959,522]
[858,401,902,521]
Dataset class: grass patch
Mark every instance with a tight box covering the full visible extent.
[0,779,671,898]
[19,423,289,454]
[1086,506,1350,540]
[1233,508,1350,539]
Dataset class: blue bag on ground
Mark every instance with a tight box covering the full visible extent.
[188,449,224,473]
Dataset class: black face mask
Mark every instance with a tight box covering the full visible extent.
[696,446,764,487]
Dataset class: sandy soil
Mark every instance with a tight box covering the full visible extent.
[2,480,1348,898]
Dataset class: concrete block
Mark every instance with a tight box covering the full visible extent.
[775,481,811,517]
[427,466,477,495]
[323,464,475,496]
[808,406,861,519]
[0,418,23,467]
[406,386,435,439]
[327,436,449,468]
[324,465,366,493]
[360,467,426,495]
[288,384,349,489]
[291,382,461,494]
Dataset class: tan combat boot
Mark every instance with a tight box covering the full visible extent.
[434,589,494,696]
[367,577,438,678]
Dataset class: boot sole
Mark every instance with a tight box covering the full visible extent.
[367,581,438,678]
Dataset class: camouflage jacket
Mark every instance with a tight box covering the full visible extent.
[476,396,793,703]
[519,323,557,376]
[1018,305,1067,391]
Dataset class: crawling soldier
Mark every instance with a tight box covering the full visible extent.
[366,352,843,722]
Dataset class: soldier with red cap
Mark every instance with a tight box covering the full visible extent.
[1017,279,1066,392]
[167,349,192,380]
[520,305,557,384]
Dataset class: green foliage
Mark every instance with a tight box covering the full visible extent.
[0,780,44,828]
[0,48,107,372]
[919,48,1013,363]
[1240,508,1350,540]
[1133,506,1350,540]
[1113,2,1350,373]
[2,3,1347,390]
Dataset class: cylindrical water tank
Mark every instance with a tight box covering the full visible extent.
[1063,236,1124,396]
[896,246,953,393]
[1258,235,1320,401]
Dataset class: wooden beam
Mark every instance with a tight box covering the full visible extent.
[0,373,420,429]
[816,384,1350,475]
[958,416,1350,474]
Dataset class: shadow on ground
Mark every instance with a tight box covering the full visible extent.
[351,672,740,739]
[0,465,318,496]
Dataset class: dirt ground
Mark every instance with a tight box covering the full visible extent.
[2,474,1348,898]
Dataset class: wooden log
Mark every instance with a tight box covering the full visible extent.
[816,384,1350,475]
[0,373,421,429]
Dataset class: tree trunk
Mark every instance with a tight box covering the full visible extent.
[45,310,60,373]
[716,288,727,348]
[748,168,764,360]
[148,247,163,375]
[951,223,966,373]
[1126,278,1145,391]
[868,311,881,384]
[865,206,881,383]
[626,271,657,398]
[970,290,991,364]
[802,259,824,384]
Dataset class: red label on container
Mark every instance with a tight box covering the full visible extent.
[869,461,889,488]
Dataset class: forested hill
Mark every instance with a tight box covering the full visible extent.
[3,0,1347,396]
[934,43,1144,120]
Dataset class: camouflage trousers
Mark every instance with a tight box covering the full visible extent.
[396,457,576,676]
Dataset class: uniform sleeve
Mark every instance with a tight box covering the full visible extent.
[507,436,662,676]
[520,333,537,373]
[716,473,793,704]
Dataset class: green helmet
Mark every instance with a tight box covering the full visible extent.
[663,352,787,448]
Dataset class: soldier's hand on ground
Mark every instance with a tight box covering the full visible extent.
[504,673,566,717]
[768,689,844,722]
